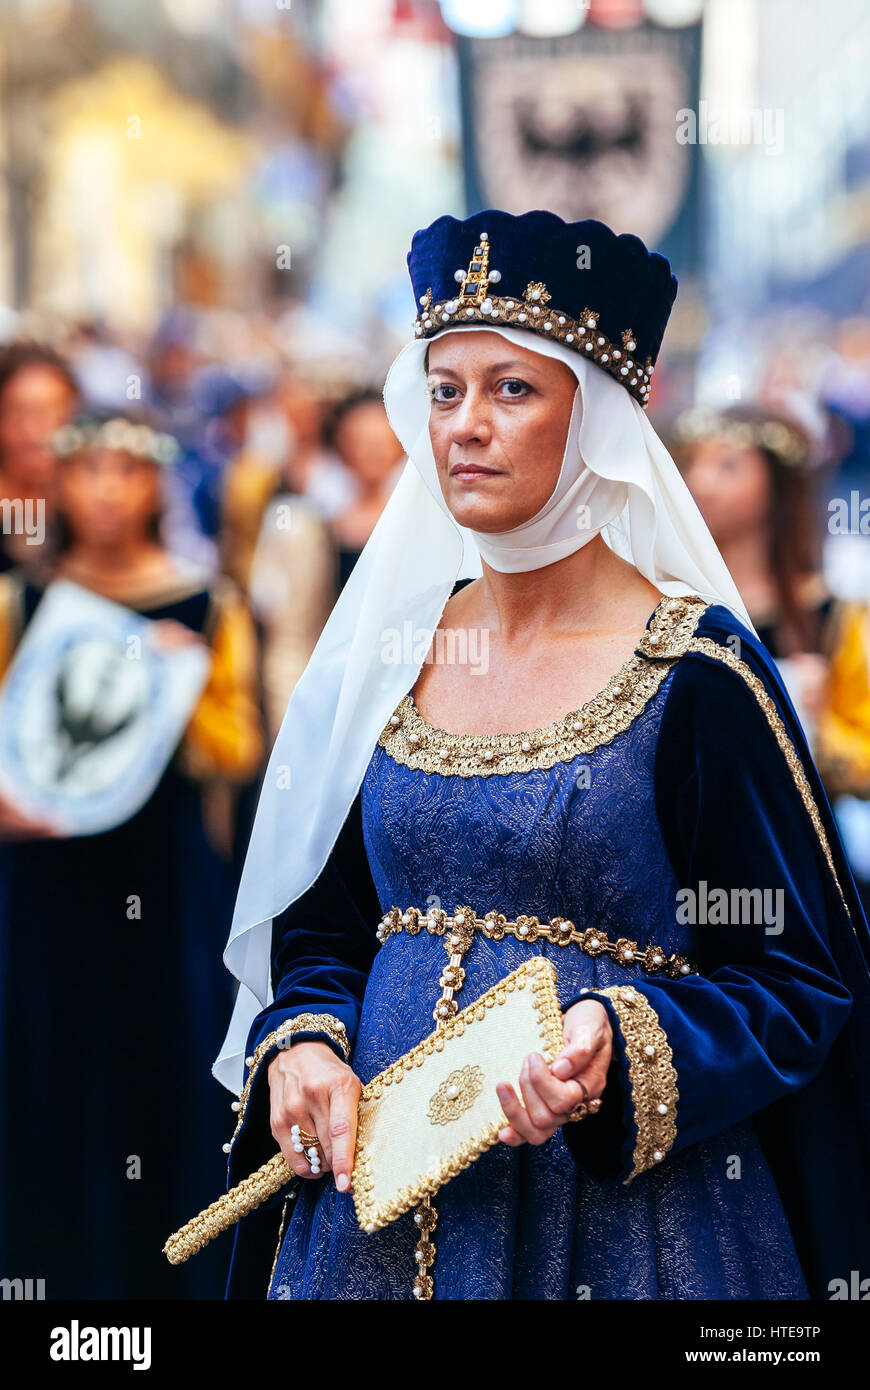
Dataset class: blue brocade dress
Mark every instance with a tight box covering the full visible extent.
[224,592,870,1301]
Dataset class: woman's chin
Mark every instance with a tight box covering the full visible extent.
[446,505,527,533]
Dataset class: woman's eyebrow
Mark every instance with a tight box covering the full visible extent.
[426,360,539,379]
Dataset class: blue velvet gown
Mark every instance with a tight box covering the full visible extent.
[223,591,870,1301]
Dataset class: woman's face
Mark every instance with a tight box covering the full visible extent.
[334,400,403,486]
[279,375,325,444]
[682,438,772,543]
[426,330,578,532]
[0,365,78,490]
[58,448,162,550]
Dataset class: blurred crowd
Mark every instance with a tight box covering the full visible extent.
[0,308,407,1301]
[2,301,870,1298]
[3,301,870,897]
[0,310,408,740]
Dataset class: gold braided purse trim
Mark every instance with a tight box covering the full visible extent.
[164,1152,294,1266]
[163,959,564,1265]
[377,905,697,981]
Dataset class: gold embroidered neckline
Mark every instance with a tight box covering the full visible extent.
[377,593,709,777]
[406,644,641,746]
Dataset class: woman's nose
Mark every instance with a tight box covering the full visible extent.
[449,391,492,445]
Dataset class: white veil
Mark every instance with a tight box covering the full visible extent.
[213,324,754,1095]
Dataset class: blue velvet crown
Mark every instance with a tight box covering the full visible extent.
[407,209,678,407]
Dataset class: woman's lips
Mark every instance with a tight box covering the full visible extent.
[450,464,502,479]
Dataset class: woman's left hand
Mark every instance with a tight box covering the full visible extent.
[150,619,206,650]
[496,999,612,1146]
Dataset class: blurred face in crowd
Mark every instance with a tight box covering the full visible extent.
[0,366,78,491]
[682,438,772,543]
[426,329,577,533]
[279,374,326,446]
[151,342,196,396]
[334,400,403,488]
[835,318,870,366]
[58,448,161,552]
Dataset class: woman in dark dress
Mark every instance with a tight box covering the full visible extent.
[174,211,870,1303]
[0,412,263,1298]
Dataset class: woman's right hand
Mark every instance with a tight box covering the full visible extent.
[0,790,62,841]
[268,1040,362,1193]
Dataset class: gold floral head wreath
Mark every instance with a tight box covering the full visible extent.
[675,407,810,469]
[51,416,180,467]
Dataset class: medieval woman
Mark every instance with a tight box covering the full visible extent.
[207,211,870,1301]
[675,403,833,741]
[0,410,264,1299]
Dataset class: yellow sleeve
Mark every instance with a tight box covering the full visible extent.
[816,602,870,797]
[255,506,336,739]
[221,451,280,590]
[0,572,24,680]
[178,581,264,783]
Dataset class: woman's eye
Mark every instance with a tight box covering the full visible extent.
[430,383,459,402]
[499,378,531,397]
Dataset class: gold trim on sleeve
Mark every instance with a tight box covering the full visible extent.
[685,636,848,909]
[0,572,25,681]
[597,984,678,1184]
[377,595,709,776]
[226,1012,350,1152]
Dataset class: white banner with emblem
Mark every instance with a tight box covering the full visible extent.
[0,580,211,836]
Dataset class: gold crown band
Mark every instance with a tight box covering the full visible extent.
[416,292,653,407]
[376,906,696,981]
[415,231,654,406]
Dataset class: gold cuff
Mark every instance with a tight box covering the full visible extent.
[270,1012,351,1064]
[227,1013,350,1152]
[597,984,678,1184]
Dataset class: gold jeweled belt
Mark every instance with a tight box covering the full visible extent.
[376,903,695,1298]
[378,906,696,1024]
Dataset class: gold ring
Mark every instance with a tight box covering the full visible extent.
[565,1103,588,1123]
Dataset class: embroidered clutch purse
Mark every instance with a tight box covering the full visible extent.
[163,955,564,1264]
[351,954,564,1232]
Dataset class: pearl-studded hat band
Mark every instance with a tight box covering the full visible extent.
[407,209,678,409]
